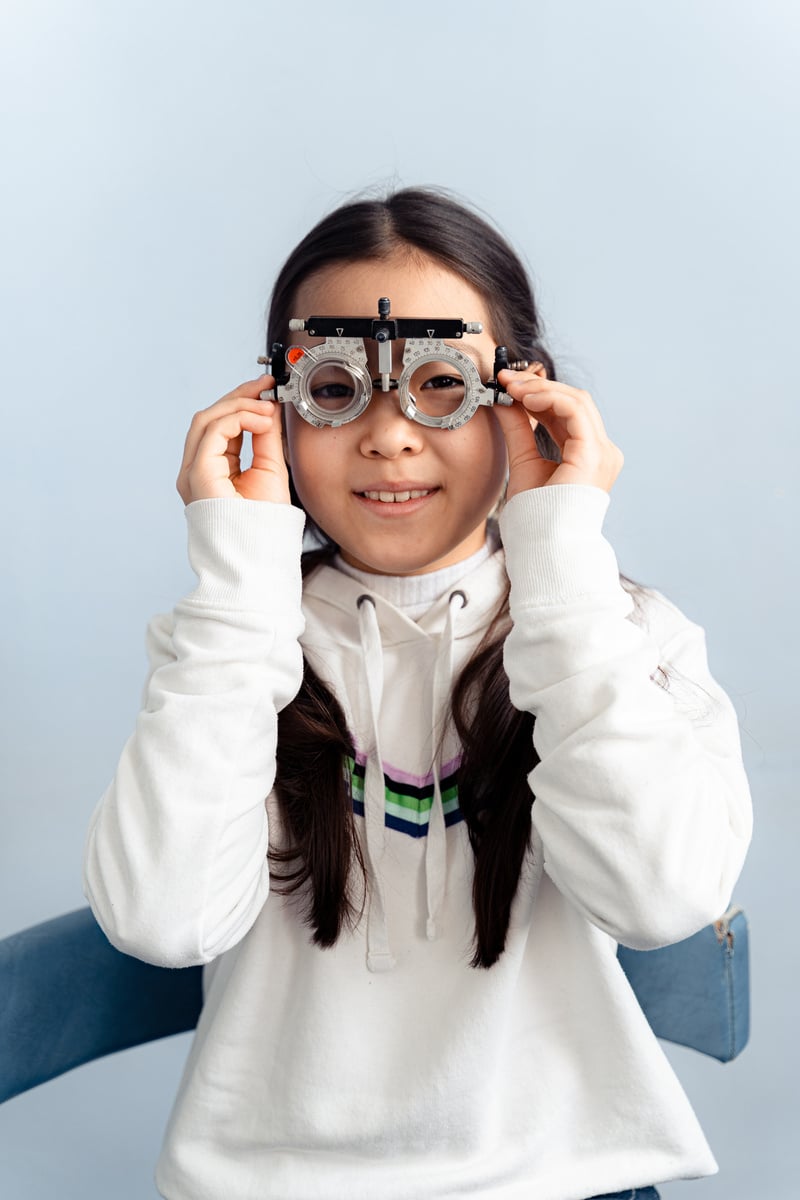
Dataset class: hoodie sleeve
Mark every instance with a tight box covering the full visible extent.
[83,499,306,967]
[499,485,752,950]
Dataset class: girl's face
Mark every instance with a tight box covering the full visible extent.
[284,253,508,576]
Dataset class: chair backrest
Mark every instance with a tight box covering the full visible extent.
[618,905,749,1063]
[0,904,749,1102]
[0,908,202,1103]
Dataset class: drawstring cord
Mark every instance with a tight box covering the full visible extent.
[356,595,396,973]
[426,589,467,941]
[356,589,466,970]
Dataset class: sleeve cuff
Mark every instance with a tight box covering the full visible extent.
[499,485,624,607]
[183,498,306,611]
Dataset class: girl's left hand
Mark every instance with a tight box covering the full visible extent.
[492,366,624,499]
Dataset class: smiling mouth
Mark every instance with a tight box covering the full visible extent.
[358,489,435,504]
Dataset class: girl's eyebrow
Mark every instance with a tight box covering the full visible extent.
[443,342,490,371]
[383,339,486,366]
[448,342,478,360]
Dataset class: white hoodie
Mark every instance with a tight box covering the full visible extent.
[83,485,752,1200]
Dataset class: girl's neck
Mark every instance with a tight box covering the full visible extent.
[333,537,495,621]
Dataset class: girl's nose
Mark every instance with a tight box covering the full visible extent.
[358,392,426,458]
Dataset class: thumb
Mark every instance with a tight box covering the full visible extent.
[492,399,539,450]
[493,401,554,495]
[251,402,287,468]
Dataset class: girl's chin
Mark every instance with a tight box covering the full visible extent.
[339,537,485,578]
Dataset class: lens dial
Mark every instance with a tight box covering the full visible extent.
[399,340,491,429]
[287,339,372,428]
[407,361,467,419]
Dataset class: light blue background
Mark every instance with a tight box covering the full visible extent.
[1,0,797,1196]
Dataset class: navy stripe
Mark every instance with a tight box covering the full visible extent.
[353,799,464,837]
[385,808,464,838]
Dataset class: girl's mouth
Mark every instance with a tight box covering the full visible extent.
[354,487,440,514]
[359,489,433,503]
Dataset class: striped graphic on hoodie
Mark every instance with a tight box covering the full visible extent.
[346,752,463,839]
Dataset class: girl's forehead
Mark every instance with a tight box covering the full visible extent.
[292,254,491,324]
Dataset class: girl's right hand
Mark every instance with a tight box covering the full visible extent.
[176,376,291,505]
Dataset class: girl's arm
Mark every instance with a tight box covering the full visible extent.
[83,383,303,967]
[494,373,752,948]
[501,486,751,948]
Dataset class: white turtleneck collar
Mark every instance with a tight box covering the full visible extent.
[333,537,494,621]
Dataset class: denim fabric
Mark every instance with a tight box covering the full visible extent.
[586,1189,661,1200]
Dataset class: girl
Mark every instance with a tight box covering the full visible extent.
[83,188,752,1200]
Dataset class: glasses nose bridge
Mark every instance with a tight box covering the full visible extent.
[370,375,401,394]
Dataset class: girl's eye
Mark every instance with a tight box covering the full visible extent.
[305,363,359,412]
[312,382,355,402]
[421,374,462,391]
[408,363,467,418]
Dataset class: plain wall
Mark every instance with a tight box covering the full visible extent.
[1,0,797,1196]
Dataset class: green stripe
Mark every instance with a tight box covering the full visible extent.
[385,784,432,815]
[386,797,427,825]
[345,757,461,821]
[442,790,459,815]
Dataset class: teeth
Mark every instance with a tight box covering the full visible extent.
[362,489,431,503]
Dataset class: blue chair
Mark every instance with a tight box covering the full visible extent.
[0,908,202,1104]
[618,904,749,1063]
[0,905,749,1104]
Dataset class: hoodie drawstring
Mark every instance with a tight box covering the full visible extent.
[426,589,466,941]
[356,590,465,971]
[356,595,396,973]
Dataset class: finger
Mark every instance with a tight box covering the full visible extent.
[511,385,623,488]
[497,373,624,492]
[180,377,275,462]
[217,374,276,405]
[183,406,279,501]
[493,397,539,443]
[503,380,606,450]
[493,402,556,492]
[505,376,606,432]
[250,400,286,470]
[179,377,275,478]
[193,407,278,468]
[177,395,277,496]
[498,362,548,387]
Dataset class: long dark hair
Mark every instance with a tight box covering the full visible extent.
[269,187,559,967]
